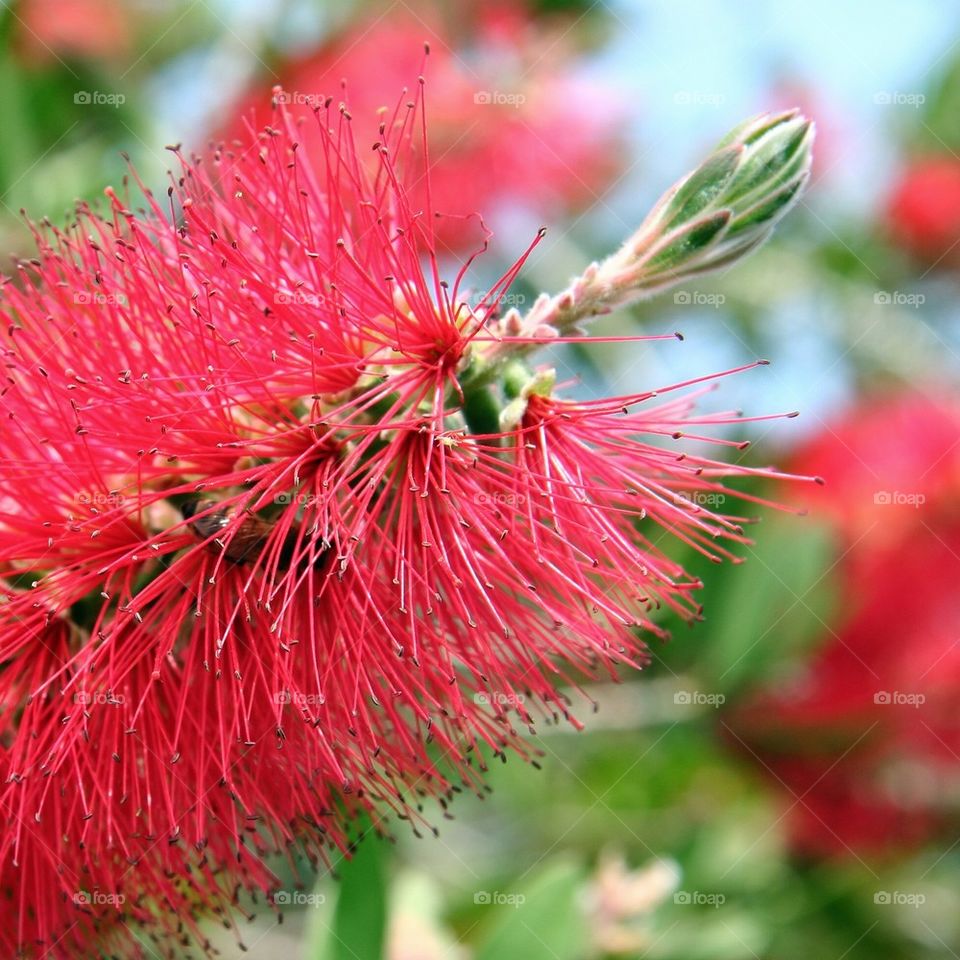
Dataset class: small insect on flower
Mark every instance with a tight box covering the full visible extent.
[182,498,329,571]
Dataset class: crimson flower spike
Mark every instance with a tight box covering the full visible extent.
[0,78,816,955]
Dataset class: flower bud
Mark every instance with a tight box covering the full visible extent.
[514,111,813,339]
[600,109,814,297]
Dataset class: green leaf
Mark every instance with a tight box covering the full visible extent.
[473,858,586,960]
[331,836,388,960]
[699,516,837,692]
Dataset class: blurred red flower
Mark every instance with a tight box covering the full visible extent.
[225,5,625,254]
[730,390,960,858]
[886,156,960,263]
[15,0,133,63]
[784,390,960,549]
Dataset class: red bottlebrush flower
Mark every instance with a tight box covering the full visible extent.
[886,156,960,263]
[729,390,960,858]
[225,7,625,254]
[0,85,812,954]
